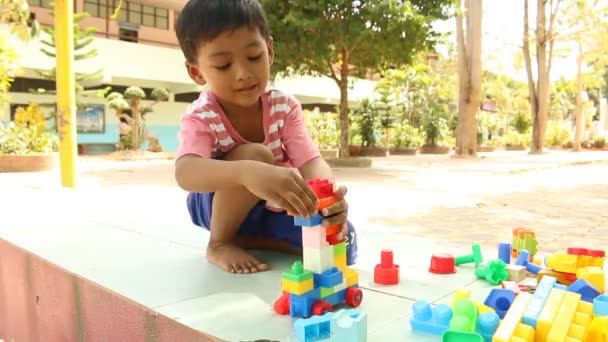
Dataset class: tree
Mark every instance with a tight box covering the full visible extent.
[263,0,452,157]
[106,87,168,151]
[33,5,109,110]
[523,0,562,153]
[454,0,482,157]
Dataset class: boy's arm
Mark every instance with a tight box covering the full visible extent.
[175,155,250,193]
[297,156,333,182]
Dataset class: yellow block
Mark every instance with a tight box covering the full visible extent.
[451,288,495,315]
[536,289,566,342]
[281,277,314,295]
[334,253,347,271]
[492,292,533,342]
[576,266,605,293]
[320,287,334,298]
[546,291,581,342]
[588,316,608,342]
[546,254,579,274]
[513,323,535,342]
[344,268,359,287]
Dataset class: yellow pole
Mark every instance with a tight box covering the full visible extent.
[54,0,77,187]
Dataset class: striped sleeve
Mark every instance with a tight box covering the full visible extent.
[176,113,215,159]
[279,96,321,168]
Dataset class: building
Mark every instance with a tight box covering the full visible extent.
[0,0,376,153]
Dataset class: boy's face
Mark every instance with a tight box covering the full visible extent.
[187,27,274,109]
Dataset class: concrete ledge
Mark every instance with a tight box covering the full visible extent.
[0,239,221,342]
[326,157,373,168]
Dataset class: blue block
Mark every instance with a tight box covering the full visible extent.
[291,288,321,318]
[594,294,608,316]
[324,288,347,307]
[514,249,531,266]
[294,312,332,342]
[525,262,543,275]
[483,288,515,319]
[315,267,343,288]
[476,311,500,342]
[567,279,601,303]
[554,283,568,290]
[330,309,367,342]
[498,242,511,264]
[410,300,452,336]
[523,276,557,327]
[294,214,324,227]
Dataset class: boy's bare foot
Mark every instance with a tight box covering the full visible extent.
[206,241,269,274]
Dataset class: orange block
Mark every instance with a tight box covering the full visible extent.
[318,196,337,210]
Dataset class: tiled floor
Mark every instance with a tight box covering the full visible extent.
[2,150,608,341]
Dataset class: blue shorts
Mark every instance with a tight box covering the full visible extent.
[186,192,358,265]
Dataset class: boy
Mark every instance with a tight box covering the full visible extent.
[174,0,357,274]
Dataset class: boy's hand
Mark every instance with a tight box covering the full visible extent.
[241,161,318,217]
[320,186,349,239]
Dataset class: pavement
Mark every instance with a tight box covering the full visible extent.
[1,149,607,341]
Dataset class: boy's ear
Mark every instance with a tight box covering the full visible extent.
[267,36,275,65]
[185,61,206,85]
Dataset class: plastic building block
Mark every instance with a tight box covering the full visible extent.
[320,287,334,298]
[492,292,533,342]
[442,330,484,342]
[302,226,330,249]
[514,249,531,266]
[545,253,578,274]
[303,245,334,274]
[333,279,347,293]
[546,290,593,342]
[536,268,575,286]
[450,298,478,333]
[333,241,346,256]
[290,288,321,318]
[567,279,601,303]
[553,283,567,290]
[498,242,511,264]
[588,316,608,342]
[594,294,608,317]
[326,234,344,245]
[505,264,527,282]
[307,179,334,199]
[450,288,493,315]
[525,261,542,275]
[477,311,500,342]
[429,254,457,274]
[374,249,399,285]
[344,287,363,308]
[536,288,566,341]
[344,268,359,287]
[282,277,315,295]
[283,261,315,282]
[294,311,332,342]
[274,292,290,315]
[475,260,508,285]
[330,309,367,342]
[314,267,343,288]
[455,244,483,267]
[295,214,324,227]
[334,253,347,270]
[410,300,452,335]
[484,289,515,319]
[576,265,605,293]
[317,196,337,211]
[501,281,528,295]
[522,275,556,327]
[511,227,538,259]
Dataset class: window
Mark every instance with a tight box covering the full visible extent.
[28,0,53,9]
[119,27,137,42]
[81,0,168,29]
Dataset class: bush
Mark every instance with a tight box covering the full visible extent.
[594,137,606,148]
[304,108,339,149]
[513,110,532,134]
[545,120,573,147]
[503,131,531,147]
[391,121,424,148]
[0,103,58,154]
[421,106,450,146]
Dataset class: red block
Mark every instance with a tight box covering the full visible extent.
[374,249,400,285]
[307,179,334,199]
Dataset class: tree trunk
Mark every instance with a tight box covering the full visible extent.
[574,40,584,151]
[338,50,350,158]
[523,0,538,123]
[455,0,482,157]
[531,0,549,154]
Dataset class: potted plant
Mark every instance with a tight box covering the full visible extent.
[503,131,529,151]
[305,108,339,159]
[390,121,422,155]
[420,107,451,154]
[0,103,59,172]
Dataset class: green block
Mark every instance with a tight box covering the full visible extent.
[281,261,314,282]
[441,330,484,342]
[320,287,334,298]
[333,242,346,257]
[451,298,478,333]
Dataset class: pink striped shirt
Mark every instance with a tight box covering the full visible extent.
[176,88,320,168]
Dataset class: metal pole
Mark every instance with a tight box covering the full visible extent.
[55,0,78,187]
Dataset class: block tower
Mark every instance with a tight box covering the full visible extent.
[273,179,363,318]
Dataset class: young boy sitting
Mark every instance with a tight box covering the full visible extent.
[174,0,357,274]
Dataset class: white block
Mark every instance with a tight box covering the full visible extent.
[303,245,334,274]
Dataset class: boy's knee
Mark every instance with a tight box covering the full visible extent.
[226,143,275,164]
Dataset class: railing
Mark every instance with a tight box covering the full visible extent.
[92,31,179,48]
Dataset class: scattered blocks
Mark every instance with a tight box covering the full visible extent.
[476,311,500,342]
[450,298,478,333]
[294,312,332,342]
[374,249,399,285]
[546,290,593,342]
[498,242,511,264]
[441,330,484,342]
[511,227,538,260]
[484,289,515,319]
[594,294,608,317]
[505,264,527,282]
[410,300,452,335]
[492,292,534,342]
[455,244,483,267]
[429,253,457,274]
[501,281,528,295]
[576,265,605,293]
[587,316,608,342]
[330,309,367,342]
[567,279,601,303]
[475,260,508,285]
[536,268,575,286]
[514,249,531,266]
[545,253,579,274]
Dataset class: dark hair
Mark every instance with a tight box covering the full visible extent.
[175,0,271,63]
